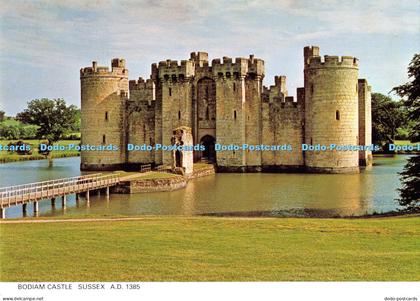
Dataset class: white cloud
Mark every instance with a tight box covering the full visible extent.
[0,0,418,113]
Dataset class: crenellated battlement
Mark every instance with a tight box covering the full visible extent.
[81,45,369,172]
[263,85,305,109]
[271,75,287,94]
[190,52,208,67]
[157,59,195,81]
[306,55,358,69]
[129,77,155,90]
[248,54,265,76]
[304,46,320,64]
[149,53,265,81]
[80,58,128,77]
[211,55,264,78]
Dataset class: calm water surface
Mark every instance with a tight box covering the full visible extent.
[0,156,408,218]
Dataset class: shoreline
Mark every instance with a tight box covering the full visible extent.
[0,153,80,163]
[0,139,81,163]
[1,211,418,224]
[0,151,415,164]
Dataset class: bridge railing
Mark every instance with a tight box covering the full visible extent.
[0,173,120,207]
[140,164,152,173]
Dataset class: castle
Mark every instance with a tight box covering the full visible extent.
[80,46,372,173]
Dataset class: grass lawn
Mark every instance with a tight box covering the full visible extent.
[113,171,181,180]
[394,140,418,147]
[0,139,80,163]
[132,171,180,180]
[0,216,419,281]
[193,163,214,169]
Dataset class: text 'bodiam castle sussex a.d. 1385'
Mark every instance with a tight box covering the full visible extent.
[80,46,372,174]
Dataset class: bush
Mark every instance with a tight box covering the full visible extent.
[63,133,81,140]
[7,140,32,155]
[0,124,21,139]
[0,121,39,140]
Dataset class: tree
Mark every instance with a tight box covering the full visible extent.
[72,109,81,132]
[392,54,420,212]
[20,124,39,139]
[0,110,5,122]
[0,124,20,139]
[371,93,405,149]
[16,98,78,164]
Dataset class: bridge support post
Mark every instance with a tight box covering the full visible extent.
[51,198,56,208]
[33,201,39,216]
[22,203,27,216]
[86,190,90,207]
[75,194,80,207]
[106,187,110,201]
[62,195,67,209]
[0,208,5,219]
[97,189,100,197]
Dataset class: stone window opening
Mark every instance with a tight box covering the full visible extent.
[102,135,106,144]
[310,84,314,95]
[233,82,236,91]
[234,110,237,120]
[310,138,313,145]
[169,87,172,96]
[178,110,181,120]
[105,111,109,121]
[336,110,340,120]
[206,106,209,120]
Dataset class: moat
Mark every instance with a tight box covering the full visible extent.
[0,155,408,219]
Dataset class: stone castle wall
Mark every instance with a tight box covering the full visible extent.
[80,59,128,170]
[80,46,372,174]
[127,78,156,164]
[160,74,194,166]
[304,47,360,173]
[261,86,305,169]
[358,79,373,166]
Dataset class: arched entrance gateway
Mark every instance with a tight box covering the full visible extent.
[194,77,216,162]
[200,135,216,162]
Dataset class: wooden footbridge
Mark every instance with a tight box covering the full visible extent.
[0,173,120,219]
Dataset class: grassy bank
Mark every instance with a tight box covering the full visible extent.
[0,139,80,163]
[1,216,419,281]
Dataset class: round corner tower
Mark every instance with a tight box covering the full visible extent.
[303,46,360,173]
[80,58,128,170]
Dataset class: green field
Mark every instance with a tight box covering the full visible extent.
[393,140,419,147]
[0,216,419,281]
[0,139,80,163]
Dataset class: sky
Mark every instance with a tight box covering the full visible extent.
[0,0,419,115]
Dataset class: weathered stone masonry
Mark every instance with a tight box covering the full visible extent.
[80,46,372,173]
